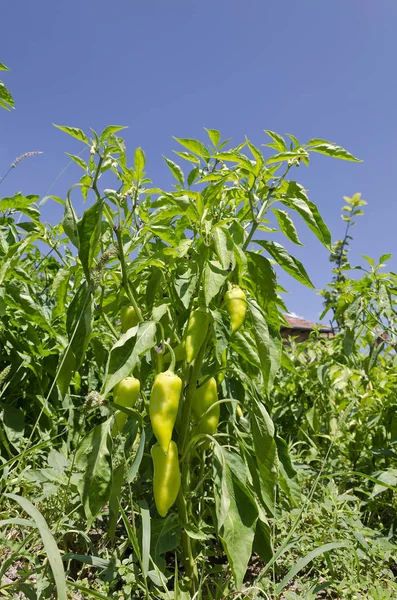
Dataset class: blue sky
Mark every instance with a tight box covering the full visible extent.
[1,0,396,322]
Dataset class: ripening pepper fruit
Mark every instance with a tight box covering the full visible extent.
[224,286,246,333]
[185,308,210,363]
[112,376,140,436]
[192,376,220,438]
[149,370,182,453]
[151,441,181,517]
[120,305,139,333]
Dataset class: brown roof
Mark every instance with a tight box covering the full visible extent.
[282,314,332,333]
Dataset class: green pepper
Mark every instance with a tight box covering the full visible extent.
[185,308,210,364]
[151,440,181,517]
[192,376,220,438]
[112,376,140,436]
[149,370,182,453]
[120,305,139,333]
[224,286,246,333]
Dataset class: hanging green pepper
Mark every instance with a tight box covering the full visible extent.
[151,440,181,517]
[149,368,182,453]
[185,307,210,364]
[112,376,140,436]
[224,286,246,333]
[120,305,139,333]
[192,376,220,438]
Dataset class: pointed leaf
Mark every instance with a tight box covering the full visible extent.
[53,124,88,144]
[264,130,287,152]
[248,298,282,394]
[251,398,278,513]
[205,128,221,147]
[103,321,157,395]
[76,419,113,525]
[272,208,302,245]
[163,156,184,185]
[281,182,331,247]
[173,137,209,160]
[255,240,314,288]
[307,140,361,162]
[77,200,103,280]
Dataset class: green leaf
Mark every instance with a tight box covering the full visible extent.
[174,265,197,309]
[63,192,80,248]
[163,156,184,185]
[251,397,278,513]
[370,469,397,498]
[307,140,361,162]
[276,436,301,506]
[255,240,314,288]
[213,445,231,529]
[211,309,231,361]
[248,299,282,395]
[151,514,181,569]
[272,208,302,245]
[0,62,9,71]
[246,140,265,171]
[77,200,103,280]
[230,331,261,368]
[57,282,93,395]
[0,81,14,110]
[276,542,350,594]
[264,130,287,152]
[187,166,200,187]
[134,147,146,176]
[3,405,24,444]
[0,192,39,213]
[103,321,157,395]
[108,464,124,542]
[5,493,67,600]
[53,124,88,144]
[281,181,331,247]
[0,234,38,286]
[203,260,228,306]
[266,150,308,165]
[184,523,211,541]
[101,125,127,141]
[215,452,258,589]
[205,128,221,147]
[173,137,209,160]
[213,226,235,271]
[173,151,200,164]
[247,252,278,305]
[75,419,113,525]
[66,153,87,171]
[127,428,146,482]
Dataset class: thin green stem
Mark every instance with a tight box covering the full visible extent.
[102,311,118,338]
[114,226,143,322]
[242,164,291,251]
[164,341,176,373]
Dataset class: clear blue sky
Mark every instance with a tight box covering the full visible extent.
[1,0,396,322]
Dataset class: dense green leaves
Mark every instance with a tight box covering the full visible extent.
[0,120,371,598]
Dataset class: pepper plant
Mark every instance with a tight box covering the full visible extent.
[0,122,361,598]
